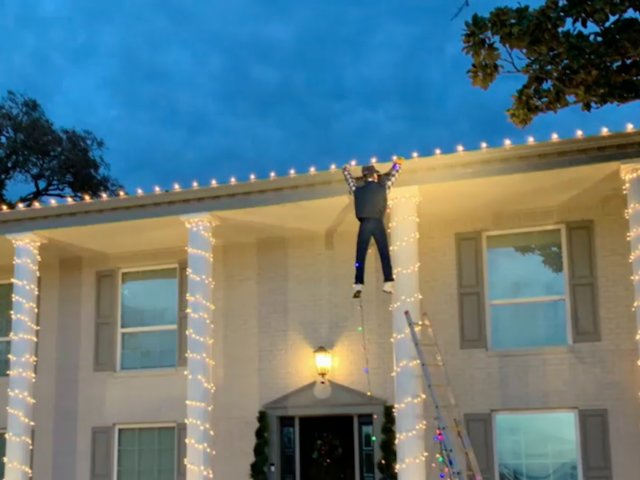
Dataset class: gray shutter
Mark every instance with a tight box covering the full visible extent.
[456,232,487,349]
[90,426,113,480]
[567,221,600,342]
[580,409,612,480]
[177,263,188,367]
[464,413,494,480]
[94,270,117,372]
[176,423,187,480]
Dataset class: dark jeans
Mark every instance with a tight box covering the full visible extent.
[354,218,394,285]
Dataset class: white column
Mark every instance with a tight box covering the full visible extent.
[5,234,42,480]
[389,187,427,479]
[182,215,216,480]
[622,165,640,390]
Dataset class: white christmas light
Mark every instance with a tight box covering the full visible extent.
[100,192,108,200]
[576,129,584,138]
[154,186,161,194]
[83,194,91,202]
[249,174,256,182]
[330,164,337,171]
[480,142,488,150]
[230,177,237,185]
[627,123,635,132]
[434,148,442,155]
[350,159,357,166]
[174,183,181,191]
[136,188,143,196]
[289,169,296,177]
[371,157,378,164]
[5,235,41,479]
[210,179,218,187]
[270,171,276,179]
[182,216,216,479]
[117,191,125,198]
[49,199,57,206]
[504,138,512,147]
[309,166,316,174]
[601,126,610,136]
[192,181,199,189]
[411,151,419,158]
[456,144,464,153]
[551,132,559,141]
[527,136,535,144]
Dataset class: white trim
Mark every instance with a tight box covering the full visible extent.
[482,225,571,350]
[492,409,583,480]
[489,295,565,306]
[116,265,179,372]
[113,423,178,480]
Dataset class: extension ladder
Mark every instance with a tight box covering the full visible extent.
[403,310,483,480]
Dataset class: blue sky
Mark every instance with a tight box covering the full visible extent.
[1,0,638,190]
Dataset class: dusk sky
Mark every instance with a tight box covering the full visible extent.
[2,0,639,190]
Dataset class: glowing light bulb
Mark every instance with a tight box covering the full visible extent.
[249,173,256,182]
[350,159,357,166]
[627,123,635,132]
[551,132,559,141]
[456,144,464,153]
[309,166,316,174]
[210,179,217,187]
[230,176,237,185]
[154,186,161,193]
[100,192,108,200]
[411,151,419,158]
[67,196,75,203]
[601,126,609,135]
[504,138,512,147]
[527,136,535,144]
[173,183,181,191]
[434,148,442,155]
[269,171,276,179]
[480,142,488,150]
[576,129,584,138]
[330,164,337,171]
[117,191,125,198]
[33,201,41,208]
[83,194,91,202]
[136,188,143,196]
[371,156,378,164]
[192,181,199,189]
[289,169,296,177]
[49,199,57,206]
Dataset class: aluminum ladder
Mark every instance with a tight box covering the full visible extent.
[403,310,483,480]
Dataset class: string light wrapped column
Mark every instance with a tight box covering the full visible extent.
[5,234,42,480]
[182,215,216,479]
[388,187,427,479]
[622,165,640,400]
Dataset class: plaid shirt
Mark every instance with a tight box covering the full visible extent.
[342,161,402,194]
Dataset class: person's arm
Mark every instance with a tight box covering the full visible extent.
[383,156,404,191]
[342,165,357,194]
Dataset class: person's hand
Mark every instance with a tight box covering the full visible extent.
[342,164,351,170]
[393,156,405,165]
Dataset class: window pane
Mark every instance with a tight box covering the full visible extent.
[0,432,5,479]
[121,330,177,370]
[0,283,12,337]
[117,427,175,480]
[487,230,564,301]
[496,412,579,480]
[491,301,567,350]
[0,341,10,376]
[121,269,178,328]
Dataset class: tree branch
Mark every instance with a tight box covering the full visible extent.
[451,0,470,20]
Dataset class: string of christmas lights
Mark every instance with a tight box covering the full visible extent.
[355,301,373,397]
[388,190,430,478]
[0,124,635,213]
[183,216,216,479]
[5,235,41,479]
[621,167,640,399]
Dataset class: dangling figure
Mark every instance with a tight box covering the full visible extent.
[342,157,404,298]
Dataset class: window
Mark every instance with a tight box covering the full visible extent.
[358,415,375,480]
[116,426,176,480]
[280,417,296,480]
[119,267,178,370]
[0,283,12,376]
[495,411,581,480]
[485,228,569,350]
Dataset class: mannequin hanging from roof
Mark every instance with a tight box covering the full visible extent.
[342,156,405,298]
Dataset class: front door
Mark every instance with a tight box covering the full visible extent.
[299,416,355,480]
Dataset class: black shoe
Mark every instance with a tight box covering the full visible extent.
[353,290,362,299]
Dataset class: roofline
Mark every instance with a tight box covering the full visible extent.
[1,131,639,235]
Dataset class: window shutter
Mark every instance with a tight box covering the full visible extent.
[567,221,600,342]
[580,409,612,480]
[178,263,188,367]
[456,232,487,349]
[90,426,113,480]
[464,413,494,480]
[94,270,117,372]
[176,423,187,480]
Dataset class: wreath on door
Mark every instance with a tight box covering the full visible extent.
[310,432,344,479]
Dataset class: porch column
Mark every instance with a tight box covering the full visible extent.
[389,187,427,479]
[622,165,640,385]
[5,234,42,480]
[182,214,216,480]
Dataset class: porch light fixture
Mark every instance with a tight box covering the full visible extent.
[314,346,332,378]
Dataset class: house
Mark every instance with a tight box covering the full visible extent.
[0,130,639,480]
